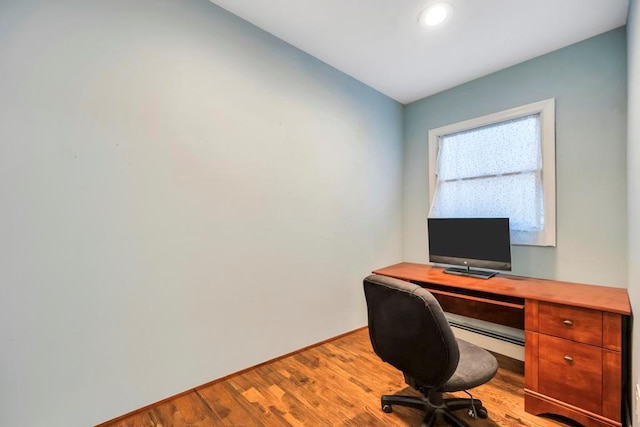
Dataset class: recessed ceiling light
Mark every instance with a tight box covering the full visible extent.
[419,3,454,27]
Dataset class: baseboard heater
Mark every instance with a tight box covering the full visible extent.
[448,320,525,347]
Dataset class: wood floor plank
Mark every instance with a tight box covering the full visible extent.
[230,372,329,427]
[147,392,218,427]
[265,359,351,425]
[197,381,265,427]
[228,369,309,426]
[254,367,338,426]
[261,357,354,425]
[101,328,574,427]
[105,411,153,427]
[285,352,384,425]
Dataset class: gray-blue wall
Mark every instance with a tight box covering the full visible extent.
[0,1,403,425]
[403,28,628,288]
[627,0,639,424]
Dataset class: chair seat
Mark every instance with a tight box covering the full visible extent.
[440,339,499,392]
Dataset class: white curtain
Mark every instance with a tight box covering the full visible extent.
[430,114,544,238]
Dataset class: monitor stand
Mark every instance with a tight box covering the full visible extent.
[443,266,497,280]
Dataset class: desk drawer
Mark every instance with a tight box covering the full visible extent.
[538,334,602,415]
[538,302,602,346]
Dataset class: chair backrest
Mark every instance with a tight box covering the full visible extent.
[363,274,460,389]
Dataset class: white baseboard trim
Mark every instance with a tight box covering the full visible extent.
[451,325,525,361]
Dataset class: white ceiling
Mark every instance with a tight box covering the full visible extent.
[209,0,629,104]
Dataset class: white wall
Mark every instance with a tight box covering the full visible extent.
[627,0,640,424]
[0,1,404,425]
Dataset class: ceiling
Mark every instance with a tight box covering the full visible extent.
[208,0,629,104]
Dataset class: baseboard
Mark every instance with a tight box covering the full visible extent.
[451,325,525,361]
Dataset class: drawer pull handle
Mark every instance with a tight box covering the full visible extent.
[563,319,573,326]
[563,355,574,362]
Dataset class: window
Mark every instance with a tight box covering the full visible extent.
[428,99,556,246]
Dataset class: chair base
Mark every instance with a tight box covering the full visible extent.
[381,393,487,427]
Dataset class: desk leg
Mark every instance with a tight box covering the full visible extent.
[524,331,539,391]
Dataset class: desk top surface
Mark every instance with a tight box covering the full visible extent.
[373,263,631,315]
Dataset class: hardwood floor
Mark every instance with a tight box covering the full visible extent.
[103,328,574,427]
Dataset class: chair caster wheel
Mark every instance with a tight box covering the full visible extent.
[476,407,488,419]
[382,404,393,413]
[468,406,488,419]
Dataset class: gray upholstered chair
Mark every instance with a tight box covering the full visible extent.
[363,274,499,427]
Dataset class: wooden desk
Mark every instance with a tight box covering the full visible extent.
[373,263,631,427]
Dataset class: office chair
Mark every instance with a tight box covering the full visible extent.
[363,274,499,427]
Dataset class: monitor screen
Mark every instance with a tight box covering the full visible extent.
[427,218,511,274]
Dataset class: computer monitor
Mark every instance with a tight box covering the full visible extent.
[427,217,511,279]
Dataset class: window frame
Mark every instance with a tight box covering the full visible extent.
[428,98,556,247]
